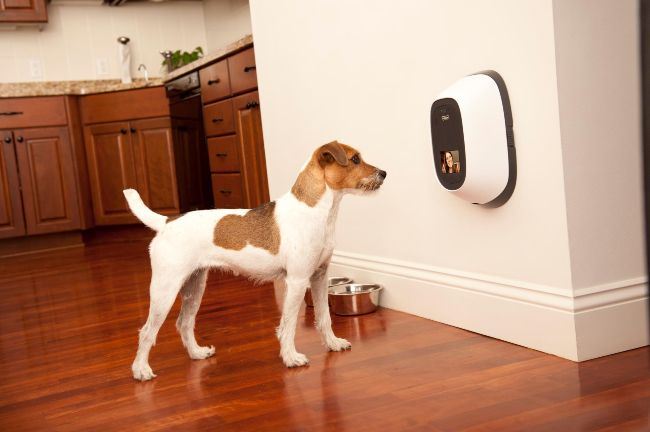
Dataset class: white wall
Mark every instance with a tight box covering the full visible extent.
[202,0,251,54]
[552,0,647,360]
[250,0,648,360]
[0,2,207,83]
[252,0,571,287]
[554,0,644,290]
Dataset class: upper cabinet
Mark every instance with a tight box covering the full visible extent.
[0,0,48,24]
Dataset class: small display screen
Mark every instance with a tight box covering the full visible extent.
[440,150,461,174]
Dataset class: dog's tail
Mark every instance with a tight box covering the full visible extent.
[123,189,167,232]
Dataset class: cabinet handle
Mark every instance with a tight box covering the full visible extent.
[120,128,127,134]
[212,117,224,123]
[0,111,23,116]
[3,136,11,143]
[245,101,259,109]
[130,128,136,133]
[215,153,228,157]
[207,78,220,85]
[244,66,256,73]
[219,190,232,195]
[16,136,23,143]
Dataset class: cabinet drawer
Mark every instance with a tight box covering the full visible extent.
[211,173,244,209]
[203,99,234,136]
[200,59,231,104]
[80,87,169,124]
[208,136,240,173]
[228,47,257,95]
[0,97,67,129]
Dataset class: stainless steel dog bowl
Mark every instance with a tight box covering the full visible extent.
[304,277,354,307]
[328,284,383,316]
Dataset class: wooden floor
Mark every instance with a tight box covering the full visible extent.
[0,240,649,432]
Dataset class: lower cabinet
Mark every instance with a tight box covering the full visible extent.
[84,117,206,225]
[0,127,81,239]
[0,132,26,239]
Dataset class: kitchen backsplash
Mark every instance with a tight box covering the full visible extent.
[0,2,208,83]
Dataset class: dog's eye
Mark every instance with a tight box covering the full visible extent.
[351,155,361,165]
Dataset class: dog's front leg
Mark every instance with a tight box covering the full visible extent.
[311,265,352,352]
[276,276,310,367]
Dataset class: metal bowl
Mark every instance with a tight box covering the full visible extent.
[328,284,383,316]
[304,276,354,307]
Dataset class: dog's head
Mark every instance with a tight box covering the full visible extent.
[292,141,386,206]
[316,141,386,194]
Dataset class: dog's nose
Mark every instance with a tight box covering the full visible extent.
[378,170,387,179]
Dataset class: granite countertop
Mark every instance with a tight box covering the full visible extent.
[0,34,253,98]
[0,78,164,98]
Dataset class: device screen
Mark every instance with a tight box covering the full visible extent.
[440,150,461,174]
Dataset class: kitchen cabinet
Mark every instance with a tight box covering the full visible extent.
[0,0,48,23]
[0,96,90,240]
[232,91,269,208]
[14,127,81,235]
[84,118,178,225]
[0,133,25,238]
[199,46,269,209]
[80,86,208,225]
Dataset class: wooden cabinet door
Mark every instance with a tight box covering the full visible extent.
[0,131,25,238]
[84,122,138,225]
[131,118,180,216]
[14,127,80,235]
[232,91,269,208]
[0,0,47,23]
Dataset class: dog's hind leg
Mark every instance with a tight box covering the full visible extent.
[276,275,310,367]
[311,265,351,352]
[132,271,187,381]
[176,269,215,360]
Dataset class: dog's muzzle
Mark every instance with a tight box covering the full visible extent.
[359,169,387,191]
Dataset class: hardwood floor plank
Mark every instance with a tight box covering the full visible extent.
[0,240,648,431]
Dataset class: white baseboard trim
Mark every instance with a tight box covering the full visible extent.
[330,250,649,361]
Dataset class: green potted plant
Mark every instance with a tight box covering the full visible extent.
[161,47,204,72]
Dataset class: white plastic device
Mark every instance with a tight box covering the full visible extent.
[430,71,515,207]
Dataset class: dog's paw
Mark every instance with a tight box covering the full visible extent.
[327,337,352,352]
[282,351,309,368]
[132,363,157,381]
[189,345,216,360]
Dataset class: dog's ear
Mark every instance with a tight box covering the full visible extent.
[318,141,349,168]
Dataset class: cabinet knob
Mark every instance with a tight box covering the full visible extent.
[207,78,220,85]
[16,136,23,143]
[120,128,127,134]
[245,101,259,109]
[130,128,136,133]
[219,190,232,195]
[244,66,256,73]
[215,153,228,157]
[3,136,11,143]
[212,117,224,123]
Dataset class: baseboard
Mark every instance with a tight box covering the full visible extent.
[330,250,649,362]
[0,231,83,258]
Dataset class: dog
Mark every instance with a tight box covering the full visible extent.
[124,140,386,381]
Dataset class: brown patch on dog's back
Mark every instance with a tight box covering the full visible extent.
[214,201,281,254]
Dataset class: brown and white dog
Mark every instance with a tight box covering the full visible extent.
[124,141,386,381]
